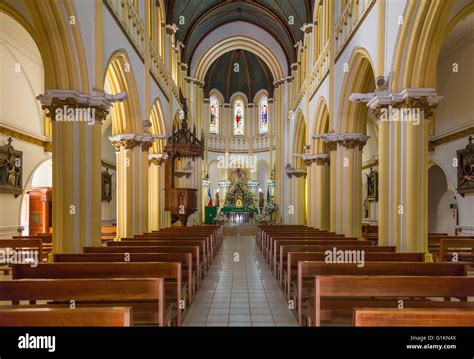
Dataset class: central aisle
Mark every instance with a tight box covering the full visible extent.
[182,235,299,327]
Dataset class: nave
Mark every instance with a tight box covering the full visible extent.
[182,235,298,327]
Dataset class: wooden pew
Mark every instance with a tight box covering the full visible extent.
[440,239,474,264]
[265,233,349,262]
[138,234,218,260]
[264,232,343,260]
[0,278,165,326]
[53,252,195,302]
[283,252,425,296]
[149,226,223,251]
[0,307,132,326]
[353,308,474,327]
[83,246,202,282]
[107,239,210,272]
[429,236,474,261]
[12,262,184,326]
[271,239,373,273]
[311,276,474,326]
[0,239,43,274]
[297,262,468,325]
[274,242,394,278]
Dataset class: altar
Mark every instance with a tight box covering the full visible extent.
[221,206,258,224]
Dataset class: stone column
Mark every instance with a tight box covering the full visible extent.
[339,134,368,238]
[369,89,440,253]
[148,154,163,231]
[37,90,115,254]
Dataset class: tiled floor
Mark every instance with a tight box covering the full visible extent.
[182,235,298,327]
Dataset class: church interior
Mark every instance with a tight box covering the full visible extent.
[0,0,474,333]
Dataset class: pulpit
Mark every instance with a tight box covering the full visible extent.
[163,92,204,226]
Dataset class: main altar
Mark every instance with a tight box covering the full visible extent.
[222,169,256,224]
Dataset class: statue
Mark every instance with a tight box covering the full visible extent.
[258,191,265,212]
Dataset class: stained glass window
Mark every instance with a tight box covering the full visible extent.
[259,96,269,134]
[209,96,219,134]
[233,99,245,136]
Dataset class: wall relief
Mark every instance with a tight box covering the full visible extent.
[0,138,23,197]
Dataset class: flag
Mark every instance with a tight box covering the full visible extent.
[207,187,213,207]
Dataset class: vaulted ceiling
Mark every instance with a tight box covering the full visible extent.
[204,49,274,102]
[163,0,314,68]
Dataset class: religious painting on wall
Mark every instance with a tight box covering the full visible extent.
[366,168,378,202]
[233,99,245,136]
[209,95,219,135]
[0,138,23,197]
[457,136,474,197]
[259,96,269,134]
[102,168,113,202]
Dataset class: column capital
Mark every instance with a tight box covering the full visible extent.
[338,133,369,150]
[148,153,164,166]
[293,153,329,166]
[317,133,368,151]
[365,88,441,119]
[37,90,126,124]
[285,163,307,178]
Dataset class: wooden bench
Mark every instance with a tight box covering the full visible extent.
[107,239,210,273]
[12,262,184,326]
[283,252,425,296]
[0,307,132,326]
[311,276,474,326]
[271,239,373,274]
[0,239,43,274]
[53,252,195,302]
[296,262,468,325]
[274,243,395,279]
[353,308,474,327]
[0,278,164,326]
[429,236,474,261]
[440,239,474,265]
[264,232,344,260]
[83,246,201,282]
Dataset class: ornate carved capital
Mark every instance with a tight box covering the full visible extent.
[37,90,123,125]
[149,154,164,166]
[315,157,330,166]
[338,133,369,150]
[141,141,154,152]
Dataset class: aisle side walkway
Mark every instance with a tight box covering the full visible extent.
[182,235,298,327]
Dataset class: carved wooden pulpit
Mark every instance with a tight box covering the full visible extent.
[163,92,204,226]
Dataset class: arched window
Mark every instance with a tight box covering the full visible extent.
[259,96,269,134]
[233,98,245,136]
[209,96,219,134]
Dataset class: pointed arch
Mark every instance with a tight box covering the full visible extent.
[104,50,142,135]
[150,99,166,154]
[293,110,307,169]
[312,97,330,153]
[0,0,88,92]
[337,47,375,133]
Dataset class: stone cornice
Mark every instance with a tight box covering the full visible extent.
[0,125,51,153]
